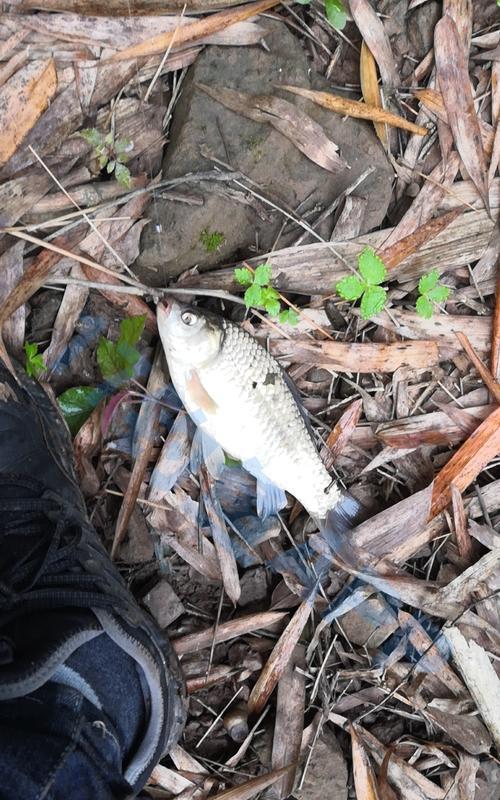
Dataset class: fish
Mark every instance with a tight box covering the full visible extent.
[157,299,360,527]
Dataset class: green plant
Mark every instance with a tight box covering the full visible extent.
[58,314,146,435]
[24,341,44,378]
[296,0,347,30]
[416,269,450,319]
[96,314,146,385]
[199,229,225,253]
[234,263,299,326]
[79,128,133,188]
[336,247,388,320]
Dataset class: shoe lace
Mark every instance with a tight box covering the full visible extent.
[0,479,123,613]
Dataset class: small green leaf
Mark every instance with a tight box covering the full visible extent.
[97,152,109,169]
[234,267,254,286]
[114,161,132,188]
[418,269,440,296]
[97,338,124,380]
[106,160,116,174]
[261,287,281,316]
[279,308,299,326]
[244,283,263,308]
[360,285,387,319]
[24,341,45,378]
[115,137,132,155]
[254,263,272,286]
[416,295,434,319]
[358,247,387,285]
[426,284,450,304]
[336,275,365,301]
[58,386,105,436]
[79,128,103,148]
[119,315,146,347]
[104,132,114,146]
[325,0,348,30]
[224,453,242,467]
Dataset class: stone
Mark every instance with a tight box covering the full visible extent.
[294,725,348,800]
[238,566,269,607]
[143,579,185,629]
[135,19,393,285]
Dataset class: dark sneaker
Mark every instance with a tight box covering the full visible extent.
[0,360,186,792]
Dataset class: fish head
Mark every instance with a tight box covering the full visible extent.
[157,299,223,368]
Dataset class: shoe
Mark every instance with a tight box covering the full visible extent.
[0,360,186,792]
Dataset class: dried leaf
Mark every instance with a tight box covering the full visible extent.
[200,466,241,605]
[172,611,287,656]
[378,209,463,271]
[208,766,294,800]
[0,58,57,167]
[197,84,348,173]
[322,399,363,470]
[435,16,490,215]
[248,593,314,715]
[281,85,427,135]
[431,406,500,517]
[271,646,305,799]
[360,40,387,148]
[348,0,398,88]
[107,0,279,62]
[111,346,165,558]
[350,725,380,800]
[444,627,500,751]
[269,338,441,373]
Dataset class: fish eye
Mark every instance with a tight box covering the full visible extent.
[181,310,198,326]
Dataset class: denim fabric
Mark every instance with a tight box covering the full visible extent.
[0,681,133,799]
[0,634,148,800]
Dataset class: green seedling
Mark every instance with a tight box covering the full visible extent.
[234,263,299,326]
[416,269,450,319]
[296,0,347,29]
[79,128,133,188]
[336,247,388,320]
[24,341,45,378]
[200,229,226,253]
[58,314,146,435]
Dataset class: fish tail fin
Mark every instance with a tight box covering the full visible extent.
[320,492,368,567]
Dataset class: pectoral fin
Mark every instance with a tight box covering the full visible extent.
[256,478,287,520]
[191,427,225,479]
[185,369,218,419]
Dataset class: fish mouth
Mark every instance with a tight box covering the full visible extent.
[158,298,172,317]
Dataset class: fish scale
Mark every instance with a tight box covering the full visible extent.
[158,301,340,521]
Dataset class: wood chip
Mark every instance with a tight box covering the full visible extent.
[172,611,287,656]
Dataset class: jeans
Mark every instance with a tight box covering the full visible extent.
[0,635,149,799]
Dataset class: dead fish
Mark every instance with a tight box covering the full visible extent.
[157,299,358,527]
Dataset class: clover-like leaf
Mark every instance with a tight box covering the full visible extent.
[79,128,103,148]
[254,263,272,286]
[120,315,146,347]
[325,0,348,30]
[336,275,365,301]
[426,284,450,304]
[279,308,299,326]
[416,295,433,319]
[244,283,263,308]
[360,285,387,319]
[234,267,254,286]
[418,269,440,296]
[261,286,281,317]
[358,247,387,285]
[24,341,44,378]
[114,161,132,188]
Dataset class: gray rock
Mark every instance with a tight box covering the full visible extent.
[238,566,269,607]
[135,19,392,285]
[143,579,185,629]
[294,725,348,800]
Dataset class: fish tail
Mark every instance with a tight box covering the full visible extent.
[320,492,368,568]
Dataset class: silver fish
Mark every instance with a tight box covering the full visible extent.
[157,299,341,521]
